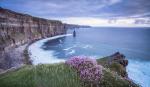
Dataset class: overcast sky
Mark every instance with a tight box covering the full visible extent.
[0,0,150,26]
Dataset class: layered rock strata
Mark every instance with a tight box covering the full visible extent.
[0,7,67,70]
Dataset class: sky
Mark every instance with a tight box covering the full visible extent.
[0,0,150,26]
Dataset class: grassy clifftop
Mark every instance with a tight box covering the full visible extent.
[0,54,139,87]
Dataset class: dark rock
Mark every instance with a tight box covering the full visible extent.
[110,52,128,67]
[108,52,129,77]
[119,59,128,67]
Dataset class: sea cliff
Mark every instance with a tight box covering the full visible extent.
[0,7,67,70]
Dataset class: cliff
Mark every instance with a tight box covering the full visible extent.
[0,7,67,70]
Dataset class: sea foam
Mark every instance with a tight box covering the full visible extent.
[28,34,72,65]
[127,60,150,87]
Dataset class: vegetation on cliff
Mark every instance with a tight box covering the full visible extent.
[0,53,139,87]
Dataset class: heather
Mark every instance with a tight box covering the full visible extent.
[66,56,97,71]
[66,56,103,85]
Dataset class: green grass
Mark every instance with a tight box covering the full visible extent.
[0,66,35,87]
[0,63,82,87]
[0,58,139,87]
[97,57,127,77]
[97,58,139,87]
[100,68,138,87]
[34,64,81,87]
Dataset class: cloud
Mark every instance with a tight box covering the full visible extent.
[0,0,122,17]
[0,0,149,19]
[99,0,150,17]
[57,17,150,27]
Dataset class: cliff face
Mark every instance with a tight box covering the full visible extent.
[0,7,67,70]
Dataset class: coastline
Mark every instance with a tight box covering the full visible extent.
[0,35,61,74]
[0,34,72,74]
[0,7,67,72]
[0,34,140,87]
[0,43,27,74]
[28,34,72,65]
[23,39,44,65]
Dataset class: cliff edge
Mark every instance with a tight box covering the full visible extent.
[0,7,67,70]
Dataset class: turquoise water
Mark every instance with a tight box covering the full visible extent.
[41,27,150,87]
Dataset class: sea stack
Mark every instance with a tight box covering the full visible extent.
[73,29,76,37]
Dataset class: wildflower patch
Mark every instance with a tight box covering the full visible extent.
[66,56,103,83]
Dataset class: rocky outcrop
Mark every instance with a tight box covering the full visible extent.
[97,52,129,78]
[97,53,139,87]
[0,7,67,70]
[108,52,128,77]
[109,52,128,67]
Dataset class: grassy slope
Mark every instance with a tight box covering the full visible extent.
[97,57,139,87]
[0,58,139,87]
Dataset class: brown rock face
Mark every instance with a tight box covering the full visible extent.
[0,7,67,70]
[110,52,128,67]
[107,52,129,77]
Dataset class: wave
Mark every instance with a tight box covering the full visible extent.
[127,60,150,87]
[82,45,93,49]
[63,45,76,51]
[66,49,76,55]
[28,34,72,65]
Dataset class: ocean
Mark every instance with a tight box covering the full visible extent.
[29,27,150,87]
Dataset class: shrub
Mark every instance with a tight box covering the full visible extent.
[66,56,97,71]
[66,56,103,84]
[80,65,103,83]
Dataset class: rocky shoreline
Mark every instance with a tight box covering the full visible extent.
[0,38,47,74]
